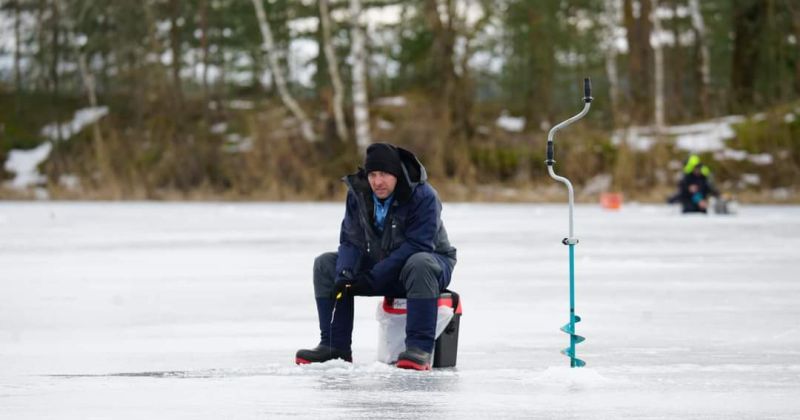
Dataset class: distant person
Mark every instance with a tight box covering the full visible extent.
[295,143,457,370]
[668,155,719,213]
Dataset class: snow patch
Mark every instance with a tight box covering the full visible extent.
[3,142,52,190]
[376,119,394,130]
[714,149,773,165]
[495,111,525,132]
[673,117,741,152]
[363,4,404,28]
[210,122,228,134]
[223,134,252,153]
[287,38,317,87]
[715,148,748,161]
[288,17,318,35]
[227,100,254,110]
[772,188,792,201]
[581,174,613,196]
[614,116,745,153]
[747,153,773,165]
[59,174,81,191]
[4,107,108,190]
[41,107,109,142]
[374,96,407,107]
[741,173,761,186]
[612,127,655,151]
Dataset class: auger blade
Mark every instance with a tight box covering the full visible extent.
[560,315,581,334]
[560,314,585,367]
[561,347,586,367]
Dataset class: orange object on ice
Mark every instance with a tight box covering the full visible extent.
[600,192,623,210]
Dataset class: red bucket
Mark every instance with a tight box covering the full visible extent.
[600,192,623,210]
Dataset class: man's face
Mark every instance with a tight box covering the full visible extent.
[368,171,397,199]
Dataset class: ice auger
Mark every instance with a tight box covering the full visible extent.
[545,78,592,368]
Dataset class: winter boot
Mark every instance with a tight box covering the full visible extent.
[396,346,432,370]
[295,344,352,364]
[295,297,354,364]
[313,297,354,351]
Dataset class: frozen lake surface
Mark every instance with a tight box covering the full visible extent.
[1,201,799,419]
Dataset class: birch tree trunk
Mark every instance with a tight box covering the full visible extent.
[58,0,112,188]
[319,0,348,142]
[651,0,665,131]
[50,1,62,143]
[688,0,711,117]
[78,53,112,187]
[78,55,102,143]
[251,0,316,142]
[350,0,371,152]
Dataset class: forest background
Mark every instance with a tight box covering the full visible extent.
[1,0,798,202]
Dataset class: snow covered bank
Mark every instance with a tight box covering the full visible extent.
[40,107,108,142]
[3,142,52,190]
[3,107,107,190]
[612,115,745,153]
[612,115,787,170]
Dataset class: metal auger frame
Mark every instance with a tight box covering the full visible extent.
[546,78,593,368]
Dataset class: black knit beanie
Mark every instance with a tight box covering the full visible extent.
[364,143,403,178]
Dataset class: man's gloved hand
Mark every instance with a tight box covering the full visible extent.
[333,272,372,299]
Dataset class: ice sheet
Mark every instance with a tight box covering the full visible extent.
[1,202,799,419]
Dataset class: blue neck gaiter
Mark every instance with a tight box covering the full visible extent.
[372,193,394,233]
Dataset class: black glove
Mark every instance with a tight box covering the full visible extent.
[333,272,372,299]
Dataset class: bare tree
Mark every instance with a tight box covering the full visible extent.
[57,0,111,184]
[603,0,622,124]
[651,0,665,131]
[624,0,653,124]
[13,0,22,96]
[168,0,184,108]
[788,2,800,96]
[688,0,710,117]
[199,0,210,103]
[251,0,316,142]
[319,0,348,142]
[731,0,765,112]
[77,53,112,184]
[350,0,371,151]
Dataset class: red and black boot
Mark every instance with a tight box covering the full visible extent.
[396,347,432,371]
[295,344,352,365]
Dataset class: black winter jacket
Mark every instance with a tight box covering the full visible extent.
[334,146,457,290]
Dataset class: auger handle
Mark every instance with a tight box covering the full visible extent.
[583,78,593,103]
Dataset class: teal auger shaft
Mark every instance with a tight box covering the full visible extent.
[546,77,592,368]
[560,244,585,367]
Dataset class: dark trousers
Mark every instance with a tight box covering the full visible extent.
[312,251,454,353]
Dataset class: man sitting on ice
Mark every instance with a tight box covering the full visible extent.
[295,143,457,370]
